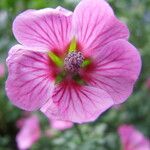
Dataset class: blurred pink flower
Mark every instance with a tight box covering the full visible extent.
[50,119,73,131]
[16,115,41,150]
[16,112,32,128]
[44,119,73,137]
[0,63,5,78]
[118,125,150,150]
[6,0,141,123]
[16,118,26,129]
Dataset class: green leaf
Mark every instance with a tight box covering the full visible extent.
[55,71,66,84]
[81,59,91,67]
[68,37,77,52]
[48,51,63,67]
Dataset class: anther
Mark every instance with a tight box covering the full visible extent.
[64,52,84,73]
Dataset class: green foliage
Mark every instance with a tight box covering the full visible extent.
[0,0,150,150]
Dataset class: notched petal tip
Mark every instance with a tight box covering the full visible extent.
[72,0,129,56]
[12,7,72,52]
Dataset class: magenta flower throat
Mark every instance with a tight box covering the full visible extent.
[6,0,141,123]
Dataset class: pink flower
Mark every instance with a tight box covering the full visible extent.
[44,119,73,137]
[50,119,73,131]
[16,115,41,150]
[16,118,26,129]
[6,0,141,123]
[0,63,5,78]
[118,125,150,150]
[16,111,31,128]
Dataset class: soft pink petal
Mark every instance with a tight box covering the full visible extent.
[118,125,150,150]
[84,40,141,104]
[50,119,73,131]
[6,45,54,111]
[13,7,72,53]
[41,83,113,123]
[16,115,41,150]
[73,0,129,56]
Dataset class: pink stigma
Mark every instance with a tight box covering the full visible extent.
[64,52,84,73]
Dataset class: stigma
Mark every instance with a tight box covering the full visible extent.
[64,51,84,73]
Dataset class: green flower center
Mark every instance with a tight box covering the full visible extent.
[48,38,91,84]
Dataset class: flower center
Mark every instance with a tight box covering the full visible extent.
[64,52,84,73]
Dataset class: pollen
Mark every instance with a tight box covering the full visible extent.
[64,52,84,73]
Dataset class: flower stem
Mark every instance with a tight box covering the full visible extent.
[74,124,84,142]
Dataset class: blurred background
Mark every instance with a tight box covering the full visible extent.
[0,0,150,150]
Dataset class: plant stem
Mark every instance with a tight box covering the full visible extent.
[74,124,84,142]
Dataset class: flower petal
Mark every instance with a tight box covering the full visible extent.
[6,45,54,111]
[16,115,41,150]
[41,83,113,123]
[118,125,150,150]
[13,7,72,53]
[84,40,141,104]
[50,119,73,131]
[73,0,129,56]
